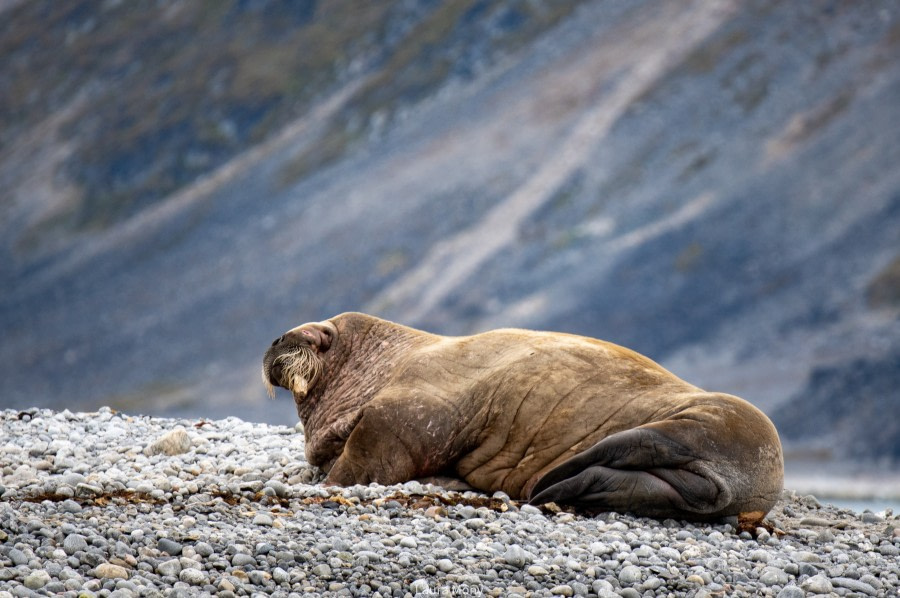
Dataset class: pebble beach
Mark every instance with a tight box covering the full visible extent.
[1,408,898,597]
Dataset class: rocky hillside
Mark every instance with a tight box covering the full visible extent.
[1,1,899,464]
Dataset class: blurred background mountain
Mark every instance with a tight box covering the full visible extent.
[2,1,898,479]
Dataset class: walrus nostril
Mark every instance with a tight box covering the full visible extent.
[271,335,285,347]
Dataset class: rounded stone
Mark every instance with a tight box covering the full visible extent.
[436,559,455,573]
[776,587,805,598]
[802,574,833,594]
[618,565,642,585]
[503,545,528,568]
[759,566,789,586]
[94,563,129,580]
[157,538,183,556]
[179,568,209,585]
[231,553,256,567]
[156,559,182,577]
[63,533,89,555]
[252,514,273,526]
[23,570,51,590]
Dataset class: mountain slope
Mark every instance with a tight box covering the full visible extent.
[1,0,899,462]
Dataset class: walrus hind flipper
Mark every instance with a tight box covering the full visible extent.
[528,427,725,519]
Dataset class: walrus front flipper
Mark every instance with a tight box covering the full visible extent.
[528,426,730,519]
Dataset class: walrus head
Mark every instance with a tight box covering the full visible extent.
[262,320,336,400]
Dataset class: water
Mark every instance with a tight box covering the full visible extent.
[819,497,899,515]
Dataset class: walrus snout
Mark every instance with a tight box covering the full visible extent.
[262,320,336,398]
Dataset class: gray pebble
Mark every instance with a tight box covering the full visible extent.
[59,499,83,513]
[231,553,256,567]
[8,548,29,566]
[272,567,290,583]
[503,545,528,568]
[860,511,884,523]
[436,559,455,572]
[832,577,877,595]
[759,566,790,586]
[157,538,183,556]
[776,587,805,598]
[63,534,89,555]
[618,564,642,584]
[465,517,485,530]
[144,428,192,456]
[252,513,273,526]
[410,579,430,593]
[179,568,208,585]
[23,570,51,590]
[263,480,289,497]
[156,559,181,577]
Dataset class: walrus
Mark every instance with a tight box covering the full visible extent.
[262,312,783,520]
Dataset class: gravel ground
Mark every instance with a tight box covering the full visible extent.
[1,408,898,597]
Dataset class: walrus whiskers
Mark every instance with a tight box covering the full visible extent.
[263,347,322,399]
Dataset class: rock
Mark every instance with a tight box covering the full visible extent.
[156,559,181,577]
[436,559,455,573]
[194,542,214,557]
[618,565,642,584]
[63,533,89,555]
[859,511,884,523]
[8,548,29,566]
[60,499,83,513]
[503,545,528,568]
[252,513,273,526]
[179,568,209,585]
[831,577,877,596]
[263,480,289,497]
[410,579,430,594]
[799,517,831,527]
[157,538,183,556]
[802,574,833,594]
[231,553,256,567]
[23,570,51,589]
[759,566,790,586]
[144,427,192,456]
[94,563,129,579]
[776,586,805,598]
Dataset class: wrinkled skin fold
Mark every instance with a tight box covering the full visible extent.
[263,312,784,521]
